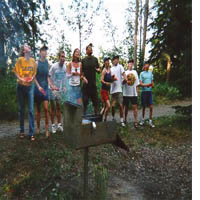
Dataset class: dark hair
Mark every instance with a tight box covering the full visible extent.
[19,45,25,57]
[144,61,150,65]
[86,43,93,50]
[40,45,48,52]
[72,48,80,62]
[58,50,65,58]
[128,59,134,64]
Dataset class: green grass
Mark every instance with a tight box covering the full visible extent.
[0,115,191,199]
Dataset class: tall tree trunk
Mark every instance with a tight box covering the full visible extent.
[166,57,171,82]
[162,53,171,82]
[31,3,36,59]
[139,0,143,55]
[134,0,139,68]
[78,18,82,55]
[0,32,6,77]
[142,0,149,62]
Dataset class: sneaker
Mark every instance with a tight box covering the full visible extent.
[121,122,126,127]
[52,124,56,134]
[149,120,155,128]
[57,123,63,132]
[140,119,144,126]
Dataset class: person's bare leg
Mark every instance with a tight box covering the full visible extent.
[36,102,41,134]
[142,106,145,119]
[149,104,153,120]
[104,100,110,121]
[56,102,61,124]
[119,104,124,118]
[100,103,106,115]
[50,100,55,125]
[43,100,49,137]
[133,104,138,126]
[111,99,115,120]
[124,105,128,124]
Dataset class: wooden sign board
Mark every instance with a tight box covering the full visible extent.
[63,103,118,149]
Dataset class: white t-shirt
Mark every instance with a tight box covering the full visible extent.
[110,64,125,94]
[49,62,67,89]
[69,62,81,86]
[123,70,139,97]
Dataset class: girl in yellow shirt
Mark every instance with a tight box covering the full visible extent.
[13,44,37,141]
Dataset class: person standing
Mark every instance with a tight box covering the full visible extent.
[13,44,37,141]
[66,48,87,106]
[34,46,53,137]
[81,43,100,115]
[49,51,66,133]
[100,57,112,121]
[110,55,127,127]
[123,59,139,128]
[139,62,155,128]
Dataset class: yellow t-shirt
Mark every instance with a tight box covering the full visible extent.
[13,57,37,86]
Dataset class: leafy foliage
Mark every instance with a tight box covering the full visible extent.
[0,75,18,120]
[153,82,181,101]
[0,0,50,76]
[148,0,192,96]
[62,0,103,53]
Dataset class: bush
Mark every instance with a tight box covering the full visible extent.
[0,75,18,120]
[153,82,181,101]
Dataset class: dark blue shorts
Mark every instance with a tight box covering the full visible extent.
[123,96,138,106]
[34,86,49,103]
[141,91,153,107]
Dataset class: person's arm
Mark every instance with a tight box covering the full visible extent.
[151,73,154,87]
[67,62,73,76]
[13,58,25,82]
[95,58,101,73]
[48,64,59,90]
[80,62,88,84]
[140,80,151,87]
[31,60,37,82]
[47,62,56,89]
[122,66,127,82]
[136,85,139,96]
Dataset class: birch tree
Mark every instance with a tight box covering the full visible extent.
[141,0,149,62]
[134,0,139,68]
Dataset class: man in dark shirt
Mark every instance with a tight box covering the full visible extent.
[82,43,100,115]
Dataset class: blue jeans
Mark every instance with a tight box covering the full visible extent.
[17,84,34,136]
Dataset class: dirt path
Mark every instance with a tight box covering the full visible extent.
[0,99,191,138]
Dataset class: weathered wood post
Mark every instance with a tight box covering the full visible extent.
[63,102,129,199]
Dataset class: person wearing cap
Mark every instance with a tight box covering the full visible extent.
[122,59,139,128]
[34,46,53,137]
[139,62,155,128]
[12,44,37,141]
[100,57,112,121]
[110,55,127,127]
[81,43,100,115]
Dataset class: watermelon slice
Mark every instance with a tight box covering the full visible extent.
[24,77,32,82]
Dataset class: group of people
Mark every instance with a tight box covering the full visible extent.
[100,54,155,129]
[13,43,155,141]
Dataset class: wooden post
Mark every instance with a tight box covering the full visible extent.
[83,147,89,200]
